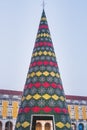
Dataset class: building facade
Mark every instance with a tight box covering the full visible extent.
[66,95,87,130]
[0,89,22,130]
[0,89,87,130]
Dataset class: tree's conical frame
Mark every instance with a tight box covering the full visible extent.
[15,9,72,130]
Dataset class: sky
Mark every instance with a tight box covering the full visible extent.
[0,0,87,96]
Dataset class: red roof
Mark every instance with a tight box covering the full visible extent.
[0,89,22,96]
[66,95,87,101]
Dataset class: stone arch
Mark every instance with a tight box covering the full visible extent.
[45,123,51,130]
[78,123,84,130]
[0,121,2,130]
[71,123,76,130]
[5,121,13,130]
[36,122,42,130]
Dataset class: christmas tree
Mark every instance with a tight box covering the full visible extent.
[15,9,72,130]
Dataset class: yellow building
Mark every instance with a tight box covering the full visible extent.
[66,95,87,130]
[0,89,87,130]
[0,89,22,130]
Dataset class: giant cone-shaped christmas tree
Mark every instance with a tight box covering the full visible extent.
[15,9,72,130]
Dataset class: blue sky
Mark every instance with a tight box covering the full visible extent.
[0,0,87,96]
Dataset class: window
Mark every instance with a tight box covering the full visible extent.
[0,100,2,105]
[79,106,82,119]
[9,100,12,105]
[0,107,2,117]
[8,107,12,117]
[45,123,51,130]
[71,105,75,119]
[36,123,42,130]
